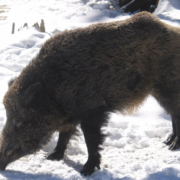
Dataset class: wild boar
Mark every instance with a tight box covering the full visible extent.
[1,12,180,176]
[119,0,160,13]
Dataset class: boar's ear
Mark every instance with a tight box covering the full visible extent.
[8,77,17,87]
[21,82,44,108]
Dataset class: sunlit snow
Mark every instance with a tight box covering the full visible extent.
[0,0,180,179]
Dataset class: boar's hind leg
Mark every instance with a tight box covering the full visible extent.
[164,115,176,146]
[80,107,108,176]
[167,114,180,150]
[47,128,76,160]
[154,87,180,150]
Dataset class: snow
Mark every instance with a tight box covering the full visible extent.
[0,0,180,179]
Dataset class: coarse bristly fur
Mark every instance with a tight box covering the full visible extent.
[1,12,180,176]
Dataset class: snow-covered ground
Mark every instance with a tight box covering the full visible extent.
[0,0,180,179]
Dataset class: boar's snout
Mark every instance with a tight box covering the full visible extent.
[0,163,7,171]
[0,154,8,171]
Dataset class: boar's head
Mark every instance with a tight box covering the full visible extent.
[0,77,63,170]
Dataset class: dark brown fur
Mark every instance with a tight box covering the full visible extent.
[119,0,160,13]
[1,12,180,176]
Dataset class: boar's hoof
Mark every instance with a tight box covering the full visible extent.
[80,165,95,176]
[169,136,180,150]
[46,151,63,161]
[80,158,100,176]
[164,133,176,145]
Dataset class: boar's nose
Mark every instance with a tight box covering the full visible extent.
[0,154,8,171]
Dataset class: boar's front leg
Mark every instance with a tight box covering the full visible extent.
[47,128,76,160]
[80,107,107,176]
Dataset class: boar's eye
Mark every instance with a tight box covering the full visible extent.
[6,145,20,157]
[6,150,12,157]
[16,122,22,127]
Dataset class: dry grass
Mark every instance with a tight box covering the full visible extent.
[0,5,10,20]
